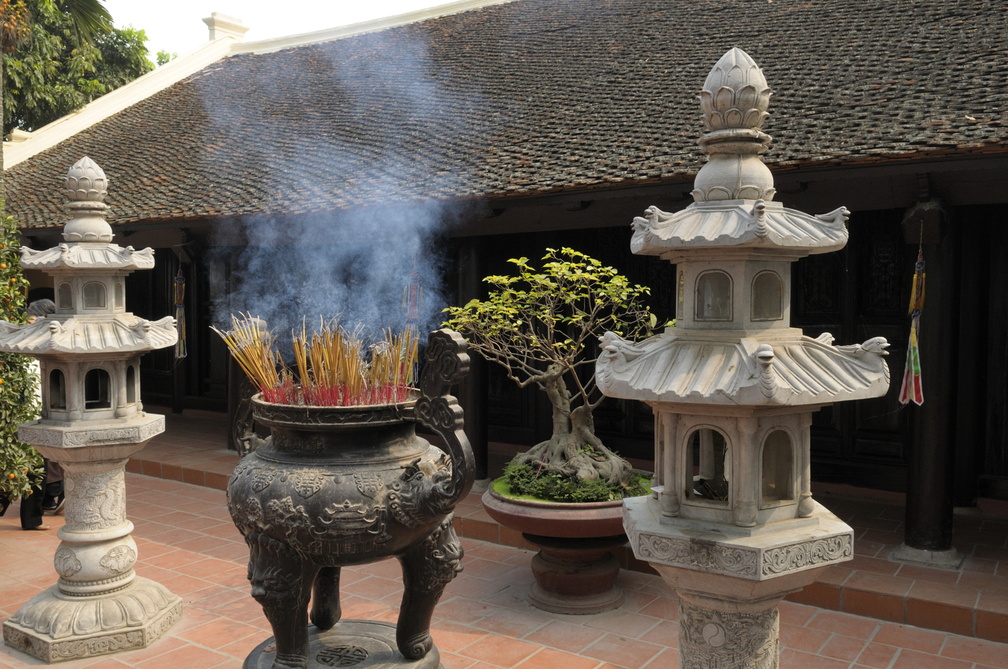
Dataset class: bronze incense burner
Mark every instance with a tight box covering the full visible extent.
[227,329,472,669]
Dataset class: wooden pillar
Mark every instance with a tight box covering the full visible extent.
[897,204,962,566]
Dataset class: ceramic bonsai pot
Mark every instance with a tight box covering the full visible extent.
[481,487,627,614]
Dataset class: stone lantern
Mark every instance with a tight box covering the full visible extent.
[0,158,182,663]
[596,49,890,668]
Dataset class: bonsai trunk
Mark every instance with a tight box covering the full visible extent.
[513,374,631,487]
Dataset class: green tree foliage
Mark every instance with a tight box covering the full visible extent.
[4,0,151,134]
[0,206,42,501]
[155,49,175,67]
[444,247,661,497]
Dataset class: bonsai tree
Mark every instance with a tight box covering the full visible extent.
[0,205,41,512]
[444,247,660,501]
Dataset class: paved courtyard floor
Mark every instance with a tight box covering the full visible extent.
[0,407,1004,668]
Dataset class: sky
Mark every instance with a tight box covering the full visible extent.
[101,0,452,59]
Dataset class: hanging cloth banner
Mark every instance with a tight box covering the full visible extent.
[898,246,925,405]
[174,267,187,360]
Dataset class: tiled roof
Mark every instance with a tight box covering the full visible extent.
[5,0,1007,230]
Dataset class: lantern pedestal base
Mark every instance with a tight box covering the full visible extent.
[2,577,182,664]
[624,495,854,668]
[244,620,443,669]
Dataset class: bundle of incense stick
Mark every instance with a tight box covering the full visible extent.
[210,314,292,403]
[214,314,418,407]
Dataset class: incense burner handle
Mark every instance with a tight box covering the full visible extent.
[414,328,474,505]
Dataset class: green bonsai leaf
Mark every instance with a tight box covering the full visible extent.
[444,247,661,500]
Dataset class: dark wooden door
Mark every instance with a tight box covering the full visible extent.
[791,209,912,491]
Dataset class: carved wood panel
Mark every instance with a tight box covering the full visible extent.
[792,209,911,491]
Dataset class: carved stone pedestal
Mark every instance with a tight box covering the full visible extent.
[624,496,853,669]
[3,416,182,663]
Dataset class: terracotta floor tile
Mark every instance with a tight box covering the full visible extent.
[779,648,849,668]
[855,641,900,668]
[895,562,961,585]
[134,643,231,669]
[638,595,680,621]
[844,569,914,598]
[431,620,489,653]
[458,632,541,667]
[807,610,881,640]
[180,617,263,649]
[787,582,841,610]
[940,633,1008,666]
[844,589,905,624]
[524,619,605,653]
[891,648,973,669]
[909,580,981,609]
[976,610,1008,644]
[820,633,870,662]
[3,417,1006,669]
[515,647,601,669]
[905,599,974,637]
[581,632,664,668]
[779,622,830,654]
[583,610,662,640]
[640,646,677,668]
[639,618,677,649]
[872,621,948,654]
[472,605,548,638]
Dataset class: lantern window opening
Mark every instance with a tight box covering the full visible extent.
[115,281,125,309]
[126,365,137,404]
[57,283,73,310]
[82,281,107,309]
[84,368,112,410]
[761,429,794,505]
[695,271,732,321]
[751,271,783,321]
[684,427,730,506]
[48,369,67,411]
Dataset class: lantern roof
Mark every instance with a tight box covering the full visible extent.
[20,243,156,271]
[598,48,889,408]
[0,315,177,357]
[597,330,890,408]
[630,201,850,258]
[629,48,850,258]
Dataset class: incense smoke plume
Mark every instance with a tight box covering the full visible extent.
[202,26,482,346]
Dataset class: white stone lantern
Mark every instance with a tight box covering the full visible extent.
[0,158,181,663]
[597,49,890,668]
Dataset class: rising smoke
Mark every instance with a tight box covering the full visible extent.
[201,24,483,346]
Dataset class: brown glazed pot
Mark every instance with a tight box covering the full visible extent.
[482,487,628,614]
[228,329,472,669]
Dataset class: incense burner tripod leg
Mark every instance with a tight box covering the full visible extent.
[395,517,463,660]
[310,566,342,630]
[247,532,319,669]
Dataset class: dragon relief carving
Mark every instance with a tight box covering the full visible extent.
[64,470,124,531]
[680,600,777,669]
[416,516,463,593]
[388,455,455,527]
